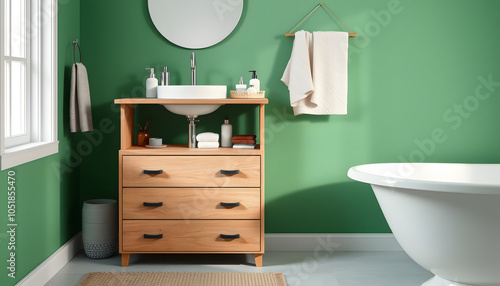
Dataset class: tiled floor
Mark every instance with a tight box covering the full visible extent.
[46,251,433,285]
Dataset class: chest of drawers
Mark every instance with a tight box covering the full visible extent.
[115,98,267,267]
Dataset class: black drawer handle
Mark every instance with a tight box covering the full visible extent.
[220,169,240,175]
[220,202,240,207]
[144,234,163,239]
[220,234,240,239]
[143,202,163,207]
[143,170,163,175]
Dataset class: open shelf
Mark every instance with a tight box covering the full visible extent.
[116,97,267,151]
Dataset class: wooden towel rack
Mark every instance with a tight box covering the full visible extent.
[285,3,357,38]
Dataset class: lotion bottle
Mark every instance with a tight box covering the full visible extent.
[249,70,260,91]
[145,68,158,98]
[221,119,232,147]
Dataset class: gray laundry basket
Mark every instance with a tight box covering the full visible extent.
[82,199,118,259]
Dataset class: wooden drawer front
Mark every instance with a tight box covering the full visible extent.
[123,220,260,252]
[123,156,260,187]
[123,188,260,219]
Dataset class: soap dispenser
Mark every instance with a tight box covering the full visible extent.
[221,119,233,147]
[249,70,260,91]
[236,77,247,92]
[161,66,170,86]
[145,68,158,98]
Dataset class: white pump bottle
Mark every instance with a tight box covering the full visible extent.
[145,68,158,98]
[249,70,260,91]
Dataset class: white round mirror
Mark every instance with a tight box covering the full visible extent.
[148,0,243,49]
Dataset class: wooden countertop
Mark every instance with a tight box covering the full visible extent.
[114,98,268,105]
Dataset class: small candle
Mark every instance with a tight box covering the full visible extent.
[149,138,162,146]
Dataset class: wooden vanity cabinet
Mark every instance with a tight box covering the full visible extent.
[114,98,267,267]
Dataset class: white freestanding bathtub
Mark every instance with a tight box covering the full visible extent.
[348,163,500,286]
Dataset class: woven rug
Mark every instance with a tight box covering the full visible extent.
[78,272,287,286]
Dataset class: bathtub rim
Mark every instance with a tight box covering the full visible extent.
[348,163,500,195]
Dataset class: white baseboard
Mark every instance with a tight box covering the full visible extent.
[265,233,403,252]
[15,232,82,286]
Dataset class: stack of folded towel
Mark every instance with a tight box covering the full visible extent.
[232,135,256,149]
[196,132,220,148]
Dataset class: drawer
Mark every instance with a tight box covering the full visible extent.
[123,188,261,219]
[122,220,260,252]
[122,156,260,187]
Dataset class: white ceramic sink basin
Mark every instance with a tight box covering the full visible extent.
[157,85,227,117]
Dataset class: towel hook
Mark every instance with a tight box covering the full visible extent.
[72,40,82,64]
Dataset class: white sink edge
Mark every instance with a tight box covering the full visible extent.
[157,85,227,100]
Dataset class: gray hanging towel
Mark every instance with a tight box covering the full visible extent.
[70,62,93,132]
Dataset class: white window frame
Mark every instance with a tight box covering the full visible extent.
[0,0,58,170]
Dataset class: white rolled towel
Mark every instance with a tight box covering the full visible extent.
[196,132,219,142]
[232,144,255,149]
[197,141,220,149]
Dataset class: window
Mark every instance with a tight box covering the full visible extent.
[0,0,58,170]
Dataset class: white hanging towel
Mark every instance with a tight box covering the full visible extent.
[70,62,94,132]
[281,30,348,115]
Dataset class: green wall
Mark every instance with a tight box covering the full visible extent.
[2,0,500,283]
[80,0,500,234]
[0,0,81,285]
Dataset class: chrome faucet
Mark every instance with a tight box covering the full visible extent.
[191,52,196,85]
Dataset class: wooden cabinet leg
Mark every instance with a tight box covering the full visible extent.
[254,254,263,267]
[121,253,130,267]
